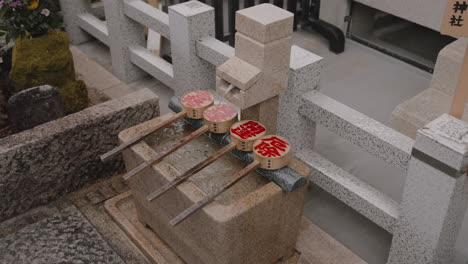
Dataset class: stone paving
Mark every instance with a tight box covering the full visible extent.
[0,206,125,264]
[0,175,152,264]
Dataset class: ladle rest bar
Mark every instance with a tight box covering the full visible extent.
[168,96,307,192]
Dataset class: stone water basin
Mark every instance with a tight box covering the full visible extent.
[119,114,309,264]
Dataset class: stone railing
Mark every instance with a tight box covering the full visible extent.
[60,1,468,263]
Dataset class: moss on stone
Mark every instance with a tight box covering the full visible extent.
[60,80,88,114]
[10,31,75,92]
[9,31,88,113]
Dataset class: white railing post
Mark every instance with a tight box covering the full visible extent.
[59,0,92,45]
[278,45,323,152]
[169,1,215,96]
[103,0,147,83]
[388,114,468,264]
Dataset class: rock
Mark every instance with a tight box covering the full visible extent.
[8,31,88,113]
[6,85,65,132]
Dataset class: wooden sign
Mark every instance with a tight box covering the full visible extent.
[170,135,291,226]
[449,50,468,119]
[146,121,267,201]
[441,0,468,37]
[442,0,468,119]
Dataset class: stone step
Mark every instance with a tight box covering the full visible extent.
[390,88,468,138]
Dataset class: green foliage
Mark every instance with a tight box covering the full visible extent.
[60,80,88,114]
[9,31,89,114]
[0,0,63,41]
[9,31,74,92]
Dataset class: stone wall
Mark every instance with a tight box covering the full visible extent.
[0,89,159,221]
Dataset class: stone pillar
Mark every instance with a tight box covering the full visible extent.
[388,114,468,264]
[277,45,323,152]
[103,0,147,83]
[59,0,92,45]
[169,1,215,96]
[216,4,294,134]
[237,4,293,134]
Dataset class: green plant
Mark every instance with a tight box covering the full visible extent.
[0,0,62,42]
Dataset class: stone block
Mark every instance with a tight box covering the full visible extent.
[241,96,280,134]
[169,1,215,96]
[235,33,292,77]
[388,114,468,264]
[59,0,92,45]
[278,46,323,152]
[104,0,147,83]
[216,57,262,91]
[7,85,65,132]
[120,114,309,264]
[196,36,235,67]
[217,74,286,109]
[235,4,294,44]
[390,88,468,139]
[414,114,468,170]
[0,89,159,221]
[430,38,468,96]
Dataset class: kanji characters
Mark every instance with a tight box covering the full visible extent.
[454,1,468,14]
[254,136,289,158]
[449,1,467,27]
[231,121,266,139]
[451,15,465,26]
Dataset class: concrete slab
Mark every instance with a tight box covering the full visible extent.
[0,206,125,264]
[104,191,366,264]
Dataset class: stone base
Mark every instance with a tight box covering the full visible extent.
[390,88,468,139]
[105,191,367,264]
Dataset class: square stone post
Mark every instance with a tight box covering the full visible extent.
[169,1,215,96]
[388,114,468,264]
[103,0,147,83]
[59,0,92,45]
[216,4,294,134]
[277,46,323,152]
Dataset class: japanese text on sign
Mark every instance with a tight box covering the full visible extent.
[442,0,468,36]
[254,136,289,158]
[231,121,266,140]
